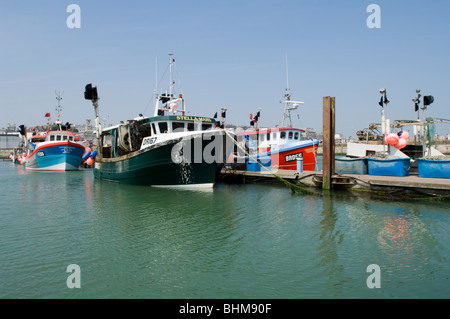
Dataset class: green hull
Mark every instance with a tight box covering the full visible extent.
[94,137,218,186]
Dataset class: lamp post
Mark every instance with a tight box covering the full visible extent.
[220,107,227,128]
[379,88,389,152]
[412,88,421,143]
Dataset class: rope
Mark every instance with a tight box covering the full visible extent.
[222,129,316,195]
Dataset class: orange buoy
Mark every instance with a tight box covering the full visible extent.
[385,133,399,146]
[86,157,95,166]
[394,137,407,149]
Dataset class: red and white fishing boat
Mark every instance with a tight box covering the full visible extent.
[235,89,319,172]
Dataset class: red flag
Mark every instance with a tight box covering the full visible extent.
[44,112,50,117]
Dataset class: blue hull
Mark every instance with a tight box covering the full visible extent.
[26,144,85,171]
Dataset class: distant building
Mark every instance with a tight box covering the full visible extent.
[0,132,20,149]
[301,127,320,140]
[335,133,344,143]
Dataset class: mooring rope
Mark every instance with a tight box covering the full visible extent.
[222,129,316,195]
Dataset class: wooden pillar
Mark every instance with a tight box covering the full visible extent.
[323,96,335,190]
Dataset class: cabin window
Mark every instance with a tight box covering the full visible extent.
[260,134,265,142]
[280,132,286,139]
[272,132,277,140]
[158,122,168,134]
[202,123,212,131]
[266,133,270,141]
[56,135,62,141]
[294,132,299,140]
[103,134,113,146]
[187,123,195,131]
[288,132,293,139]
[140,122,152,137]
[151,123,157,135]
[102,134,114,158]
[49,135,55,141]
[172,122,185,132]
[63,135,68,140]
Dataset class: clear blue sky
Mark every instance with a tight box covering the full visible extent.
[1,0,449,138]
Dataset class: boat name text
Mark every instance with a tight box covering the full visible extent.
[285,152,303,162]
[142,137,157,146]
[176,116,212,122]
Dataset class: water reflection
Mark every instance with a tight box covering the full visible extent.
[84,180,245,297]
[2,161,449,298]
[376,205,441,285]
[316,194,346,296]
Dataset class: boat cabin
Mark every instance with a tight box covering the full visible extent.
[46,131,77,142]
[100,115,217,158]
[28,131,77,143]
[240,127,308,152]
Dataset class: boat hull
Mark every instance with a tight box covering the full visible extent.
[25,142,85,171]
[94,135,220,187]
[248,141,319,171]
[233,141,319,172]
[268,142,319,171]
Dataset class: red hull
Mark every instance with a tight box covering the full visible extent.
[268,143,318,171]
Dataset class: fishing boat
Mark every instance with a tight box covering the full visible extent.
[233,89,320,172]
[19,94,87,171]
[84,54,231,187]
[22,126,86,171]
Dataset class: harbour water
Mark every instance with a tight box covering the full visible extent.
[0,160,449,299]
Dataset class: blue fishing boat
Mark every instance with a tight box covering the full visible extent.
[19,93,87,171]
[22,125,86,171]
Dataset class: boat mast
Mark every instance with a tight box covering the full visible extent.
[169,52,174,97]
[55,90,64,129]
[281,54,292,127]
[154,53,186,116]
[281,55,303,128]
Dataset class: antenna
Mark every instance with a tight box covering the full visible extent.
[282,55,290,127]
[285,53,290,94]
[55,90,64,124]
[281,56,304,128]
[169,52,174,96]
[154,55,158,97]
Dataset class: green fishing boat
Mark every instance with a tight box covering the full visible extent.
[84,54,231,188]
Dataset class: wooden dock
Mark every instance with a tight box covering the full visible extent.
[218,168,450,197]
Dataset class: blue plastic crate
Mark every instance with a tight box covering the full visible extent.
[367,158,411,177]
[246,156,271,172]
[335,157,368,175]
[417,159,450,179]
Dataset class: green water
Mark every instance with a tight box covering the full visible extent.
[0,161,449,299]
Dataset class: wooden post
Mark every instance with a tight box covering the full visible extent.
[323,97,335,190]
[331,97,335,176]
